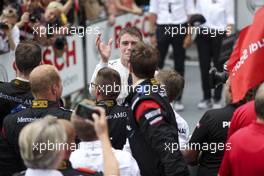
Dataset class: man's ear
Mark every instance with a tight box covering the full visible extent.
[13,62,17,72]
[51,84,57,96]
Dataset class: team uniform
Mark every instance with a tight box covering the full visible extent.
[0,100,72,175]
[219,122,264,176]
[96,99,129,149]
[125,79,189,176]
[0,78,33,130]
[188,105,237,176]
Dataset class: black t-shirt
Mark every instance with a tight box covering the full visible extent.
[97,100,129,150]
[0,79,33,129]
[189,105,237,174]
[0,100,72,175]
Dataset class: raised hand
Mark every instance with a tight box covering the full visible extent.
[95,34,113,63]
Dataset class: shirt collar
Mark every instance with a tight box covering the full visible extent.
[16,77,29,82]
[133,79,146,88]
[25,168,63,176]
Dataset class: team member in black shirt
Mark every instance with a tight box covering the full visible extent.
[184,79,238,176]
[125,42,189,176]
[92,67,129,150]
[0,41,42,130]
[0,65,71,175]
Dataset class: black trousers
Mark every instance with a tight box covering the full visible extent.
[156,24,187,100]
[196,30,225,101]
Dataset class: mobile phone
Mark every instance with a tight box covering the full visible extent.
[75,103,100,121]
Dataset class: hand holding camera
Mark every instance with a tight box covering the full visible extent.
[76,101,108,139]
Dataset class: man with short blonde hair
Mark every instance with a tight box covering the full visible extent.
[1,64,71,175]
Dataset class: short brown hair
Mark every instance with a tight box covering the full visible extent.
[130,42,159,79]
[118,26,143,43]
[95,67,121,100]
[15,41,42,75]
[29,65,61,97]
[155,69,184,102]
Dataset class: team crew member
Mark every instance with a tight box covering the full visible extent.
[195,0,235,109]
[0,42,41,130]
[125,42,189,176]
[90,27,143,104]
[0,65,72,175]
[184,79,237,176]
[149,0,195,111]
[155,69,190,148]
[92,67,130,149]
[219,83,264,176]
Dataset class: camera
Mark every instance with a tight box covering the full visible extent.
[76,102,100,121]
[209,64,229,89]
[0,23,9,30]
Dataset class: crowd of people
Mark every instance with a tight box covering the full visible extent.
[1,0,264,176]
[0,0,148,54]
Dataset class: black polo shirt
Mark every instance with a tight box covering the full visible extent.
[189,104,237,176]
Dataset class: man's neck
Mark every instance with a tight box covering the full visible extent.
[132,74,145,86]
[121,58,129,69]
[16,72,29,81]
[34,96,57,102]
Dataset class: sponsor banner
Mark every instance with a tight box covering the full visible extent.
[43,36,85,97]
[86,13,151,82]
[0,35,85,97]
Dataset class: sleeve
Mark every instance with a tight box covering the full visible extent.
[174,111,189,147]
[218,138,232,176]
[224,0,235,24]
[135,100,189,176]
[149,0,158,14]
[185,0,196,15]
[89,62,108,95]
[189,111,210,146]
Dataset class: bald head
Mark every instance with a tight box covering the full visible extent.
[29,65,62,99]
[255,82,264,119]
